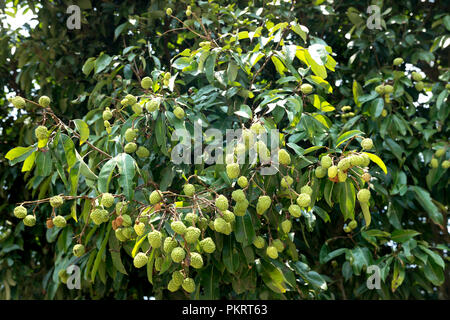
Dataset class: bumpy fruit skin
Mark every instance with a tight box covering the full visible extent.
[200,237,216,253]
[11,96,26,108]
[148,230,163,248]
[214,217,232,235]
[14,205,27,219]
[237,176,248,188]
[231,189,246,202]
[250,122,265,135]
[348,220,357,230]
[280,176,293,188]
[289,204,302,218]
[435,149,445,158]
[146,99,159,112]
[234,143,246,156]
[253,236,265,249]
[132,103,143,115]
[23,215,36,227]
[278,149,291,165]
[183,183,195,196]
[39,96,51,107]
[115,228,126,242]
[182,278,195,293]
[442,160,450,169]
[172,271,184,286]
[190,252,204,269]
[300,83,313,94]
[173,106,185,119]
[328,165,338,179]
[53,215,67,228]
[166,7,173,15]
[136,146,150,158]
[393,57,404,66]
[171,247,186,263]
[430,158,438,168]
[321,155,332,169]
[338,169,347,182]
[226,163,240,179]
[185,227,201,243]
[35,126,48,140]
[300,185,313,196]
[362,172,371,182]
[171,220,187,235]
[90,208,109,225]
[273,239,284,252]
[50,195,64,208]
[124,142,137,153]
[215,195,229,211]
[133,252,148,268]
[315,166,326,178]
[256,196,271,215]
[101,193,114,208]
[281,220,292,234]
[384,85,394,94]
[102,109,113,121]
[338,158,351,171]
[141,76,152,89]
[149,190,162,205]
[361,153,370,167]
[121,214,132,227]
[233,199,249,216]
[184,213,198,225]
[134,222,146,236]
[115,201,128,214]
[124,128,137,142]
[154,257,163,271]
[73,244,85,257]
[167,279,180,292]
[223,210,235,223]
[412,71,423,81]
[266,246,278,259]
[357,188,371,203]
[375,85,385,95]
[296,193,311,207]
[361,138,374,150]
[163,237,178,254]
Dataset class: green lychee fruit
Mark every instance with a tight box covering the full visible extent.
[14,205,27,219]
[184,213,198,224]
[348,220,357,230]
[124,128,137,142]
[183,183,195,196]
[296,193,311,207]
[11,96,26,108]
[141,76,153,89]
[213,217,227,233]
[435,149,445,158]
[174,107,185,119]
[361,138,373,150]
[23,215,36,227]
[134,222,146,236]
[171,247,186,263]
[132,103,143,115]
[163,237,178,254]
[73,244,85,257]
[412,71,423,81]
[136,146,150,158]
[315,166,326,178]
[375,85,385,95]
[281,176,294,188]
[215,195,229,211]
[226,163,240,179]
[281,219,292,234]
[53,215,67,228]
[124,142,137,153]
[149,190,162,205]
[266,246,278,259]
[39,96,51,107]
[337,158,351,171]
[189,252,203,269]
[121,214,132,227]
[231,189,246,202]
[278,149,291,165]
[172,271,184,286]
[166,8,173,15]
[328,165,338,178]
[430,158,438,168]
[35,126,48,140]
[50,195,64,208]
[250,122,265,135]
[115,201,128,214]
[182,277,195,293]
[148,230,162,248]
[256,195,271,215]
[273,239,284,252]
[384,85,394,94]
[393,57,403,66]
[125,94,137,105]
[185,226,201,243]
[338,169,347,182]
[442,160,450,169]
[115,228,127,242]
[199,237,216,253]
[102,108,113,121]
[171,220,187,235]
[133,252,148,268]
[300,185,313,196]
[145,99,159,112]
[233,199,249,216]
[289,204,302,218]
[321,155,332,169]
[222,210,235,223]
[357,188,371,203]
[237,176,248,188]
[101,193,114,208]
[300,83,313,94]
[167,279,180,292]
[253,236,265,249]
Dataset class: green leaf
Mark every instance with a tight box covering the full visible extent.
[391,259,405,292]
[352,80,363,107]
[336,130,364,147]
[98,157,117,193]
[311,95,335,112]
[73,119,90,146]
[363,152,388,175]
[5,146,33,161]
[339,180,356,220]
[409,186,443,225]
[131,235,147,258]
[95,53,112,74]
[205,50,218,84]
[91,224,111,282]
[146,249,155,284]
[22,151,36,172]
[116,153,136,200]
[391,229,421,243]
[234,213,256,246]
[363,229,391,238]
[109,231,128,275]
[35,150,52,177]
[82,57,96,76]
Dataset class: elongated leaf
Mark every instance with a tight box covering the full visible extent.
[74,119,90,146]
[5,146,34,161]
[235,213,256,246]
[363,152,387,175]
[22,151,36,172]
[116,153,136,200]
[409,186,443,225]
[109,230,128,275]
[391,229,420,243]
[91,225,111,282]
[132,235,147,258]
[98,157,117,193]
[336,130,364,147]
[36,150,52,177]
[339,180,356,220]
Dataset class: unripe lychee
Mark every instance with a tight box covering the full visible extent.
[186,9,192,16]
[222,210,235,223]
[124,128,137,142]
[412,71,423,81]
[328,165,338,178]
[213,217,227,233]
[183,183,195,196]
[125,94,137,105]
[184,213,198,225]
[278,149,291,165]
[384,85,394,94]
[154,257,163,271]
[50,195,64,208]
[39,96,51,107]
[361,153,370,167]
[189,252,203,269]
[198,217,208,229]
[163,237,178,254]
[172,271,184,286]
[141,76,152,89]
[136,146,150,158]
[171,220,187,235]
[215,195,229,211]
[442,160,450,169]
[237,176,248,188]
[115,228,127,242]
[266,246,278,259]
[338,169,347,182]
[253,236,265,249]
[182,277,195,293]
[149,190,162,205]
[361,138,373,150]
[233,199,249,216]
[148,230,162,248]
[231,189,246,202]
[124,142,137,153]
[166,8,173,15]
[435,149,445,158]
[348,220,357,230]
[58,269,69,284]
[393,57,403,66]
[337,158,351,171]
[296,193,311,207]
[357,188,371,203]
[35,126,48,140]
[134,222,146,236]
[23,215,36,227]
[200,237,216,253]
[73,244,85,257]
[375,85,385,95]
[289,204,302,218]
[281,219,292,234]
[343,225,351,233]
[242,129,254,146]
[171,247,186,263]
[167,279,180,292]
[14,205,27,219]
[101,193,114,208]
[121,214,132,227]
[115,201,128,214]
[53,215,67,228]
[234,143,246,156]
[300,185,313,196]
[226,163,240,179]
[133,252,148,268]
[185,226,201,243]
[250,122,265,135]
[145,99,159,112]
[321,155,332,169]
[300,83,313,94]
[102,109,113,121]
[315,166,326,178]
[281,176,293,188]
[256,195,271,215]
[362,172,371,182]
[132,103,143,115]
[273,239,284,252]
[430,158,438,168]
[174,107,185,119]
[11,96,26,108]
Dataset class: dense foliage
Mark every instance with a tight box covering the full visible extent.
[0,0,449,300]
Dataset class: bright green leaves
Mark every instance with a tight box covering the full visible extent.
[97,153,136,199]
[363,152,388,175]
[338,180,356,221]
[73,119,89,146]
[98,157,117,194]
[311,95,335,112]
[336,130,364,147]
